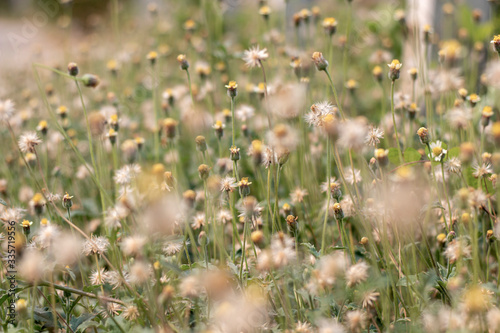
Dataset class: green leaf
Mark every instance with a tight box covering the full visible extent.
[388,148,402,165]
[301,243,320,258]
[70,313,97,332]
[77,320,103,332]
[464,166,479,188]
[447,147,460,159]
[403,147,421,163]
[0,286,30,307]
[34,308,60,328]
[397,274,420,287]
[0,197,7,206]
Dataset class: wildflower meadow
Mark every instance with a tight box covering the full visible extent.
[2,0,500,332]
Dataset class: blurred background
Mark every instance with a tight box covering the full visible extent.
[0,0,496,73]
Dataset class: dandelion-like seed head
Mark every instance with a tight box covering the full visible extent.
[18,131,42,154]
[242,46,268,68]
[0,99,15,122]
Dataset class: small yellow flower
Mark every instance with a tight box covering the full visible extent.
[146,51,158,64]
[32,193,45,205]
[183,19,196,31]
[21,219,33,228]
[437,233,446,243]
[388,59,402,80]
[482,106,493,118]
[388,59,402,70]
[259,5,272,17]
[37,120,48,133]
[345,79,358,90]
[491,35,500,52]
[177,54,189,70]
[225,81,238,90]
[322,17,337,35]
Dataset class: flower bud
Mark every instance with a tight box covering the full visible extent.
[21,219,33,236]
[63,192,74,209]
[147,51,158,65]
[213,120,225,140]
[225,81,238,98]
[68,62,79,76]
[237,177,252,197]
[372,66,383,82]
[259,5,271,20]
[374,149,389,167]
[177,54,189,70]
[283,203,291,216]
[164,171,175,189]
[198,231,209,247]
[230,146,240,161]
[107,128,117,145]
[195,135,207,152]
[481,106,494,127]
[251,230,264,245]
[417,127,429,144]
[333,203,344,220]
[198,164,210,180]
[37,120,48,135]
[121,140,138,163]
[16,299,28,316]
[312,52,328,71]
[491,35,500,54]
[163,118,178,139]
[388,59,402,81]
[88,112,107,137]
[81,74,100,88]
[467,93,480,107]
[183,190,196,208]
[322,17,337,36]
[408,68,418,81]
[437,233,447,244]
[286,215,298,233]
[487,229,495,242]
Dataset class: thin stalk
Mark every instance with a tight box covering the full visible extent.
[267,167,275,233]
[239,220,248,283]
[258,59,273,130]
[75,81,106,212]
[325,69,345,120]
[231,96,236,146]
[390,81,404,163]
[273,164,282,232]
[186,69,195,105]
[152,64,160,162]
[441,161,454,232]
[321,136,331,254]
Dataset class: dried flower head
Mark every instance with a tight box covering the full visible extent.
[243,46,268,68]
[18,132,42,153]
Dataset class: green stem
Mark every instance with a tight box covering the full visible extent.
[186,69,195,105]
[325,69,345,120]
[231,97,236,146]
[321,136,331,255]
[390,81,404,163]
